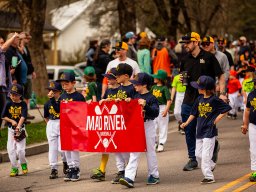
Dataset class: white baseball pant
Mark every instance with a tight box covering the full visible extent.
[7,128,27,168]
[115,152,130,172]
[46,120,66,169]
[125,120,159,181]
[154,105,169,145]
[249,123,256,171]
[228,91,239,115]
[174,92,185,123]
[196,137,216,180]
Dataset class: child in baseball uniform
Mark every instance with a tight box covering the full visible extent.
[57,72,85,182]
[181,76,231,184]
[2,84,28,177]
[90,67,120,181]
[82,66,97,102]
[227,70,242,119]
[151,69,171,152]
[44,81,67,179]
[171,73,186,134]
[111,63,137,184]
[119,72,160,188]
[242,78,256,182]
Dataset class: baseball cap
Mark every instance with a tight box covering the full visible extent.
[56,72,75,82]
[202,36,214,43]
[102,67,118,80]
[179,32,200,43]
[10,84,23,96]
[46,81,62,91]
[190,76,215,90]
[113,41,128,51]
[116,63,133,77]
[139,31,147,38]
[229,70,237,77]
[84,66,95,76]
[239,36,247,42]
[152,70,167,80]
[125,31,136,39]
[130,72,153,86]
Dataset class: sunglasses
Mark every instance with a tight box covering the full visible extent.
[202,42,211,47]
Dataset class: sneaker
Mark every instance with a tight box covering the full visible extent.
[249,172,256,182]
[10,168,19,177]
[111,171,124,184]
[63,162,68,175]
[49,169,58,179]
[157,144,164,152]
[232,114,237,120]
[71,167,80,182]
[212,140,220,163]
[90,168,105,181]
[183,159,198,171]
[201,178,215,184]
[21,163,28,174]
[64,168,73,181]
[119,177,134,188]
[147,175,160,185]
[227,113,232,119]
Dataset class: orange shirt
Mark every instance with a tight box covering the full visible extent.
[227,78,241,94]
[152,47,171,76]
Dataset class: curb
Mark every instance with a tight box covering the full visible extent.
[0,114,176,163]
[0,142,49,163]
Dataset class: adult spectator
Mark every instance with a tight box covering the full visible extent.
[19,32,36,119]
[179,32,226,171]
[102,41,140,97]
[0,33,19,127]
[124,31,137,61]
[201,35,230,82]
[217,37,234,69]
[151,36,171,77]
[137,37,151,74]
[93,39,113,100]
[238,36,250,56]
[86,40,98,66]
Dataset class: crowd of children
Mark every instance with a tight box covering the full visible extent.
[2,32,256,188]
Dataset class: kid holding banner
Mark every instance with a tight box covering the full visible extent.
[119,72,160,188]
[90,67,120,181]
[57,72,85,182]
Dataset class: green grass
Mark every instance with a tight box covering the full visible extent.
[0,121,47,151]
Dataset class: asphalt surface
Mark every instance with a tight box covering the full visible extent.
[0,111,255,192]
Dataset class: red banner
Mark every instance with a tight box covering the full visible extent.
[60,100,146,152]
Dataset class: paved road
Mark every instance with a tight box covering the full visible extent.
[0,112,255,192]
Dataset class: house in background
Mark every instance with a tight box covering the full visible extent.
[50,0,119,64]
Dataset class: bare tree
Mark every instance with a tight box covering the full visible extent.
[2,0,48,97]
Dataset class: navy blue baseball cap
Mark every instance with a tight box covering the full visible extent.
[46,81,62,91]
[116,63,133,77]
[56,72,75,82]
[190,75,215,90]
[130,72,154,87]
[102,68,118,80]
[10,84,23,96]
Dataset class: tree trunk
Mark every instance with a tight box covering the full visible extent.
[15,0,48,97]
[117,0,136,36]
[169,0,180,40]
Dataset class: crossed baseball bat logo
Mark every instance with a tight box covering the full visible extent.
[94,131,117,149]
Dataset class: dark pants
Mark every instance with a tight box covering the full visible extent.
[0,91,7,126]
[181,103,197,161]
[96,81,102,101]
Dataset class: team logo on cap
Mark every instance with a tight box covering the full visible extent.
[49,82,55,88]
[250,98,256,112]
[60,73,66,79]
[11,85,18,92]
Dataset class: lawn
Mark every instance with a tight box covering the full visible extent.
[0,121,47,151]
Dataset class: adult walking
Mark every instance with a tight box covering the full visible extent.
[179,32,226,171]
[93,39,113,100]
[0,33,19,126]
